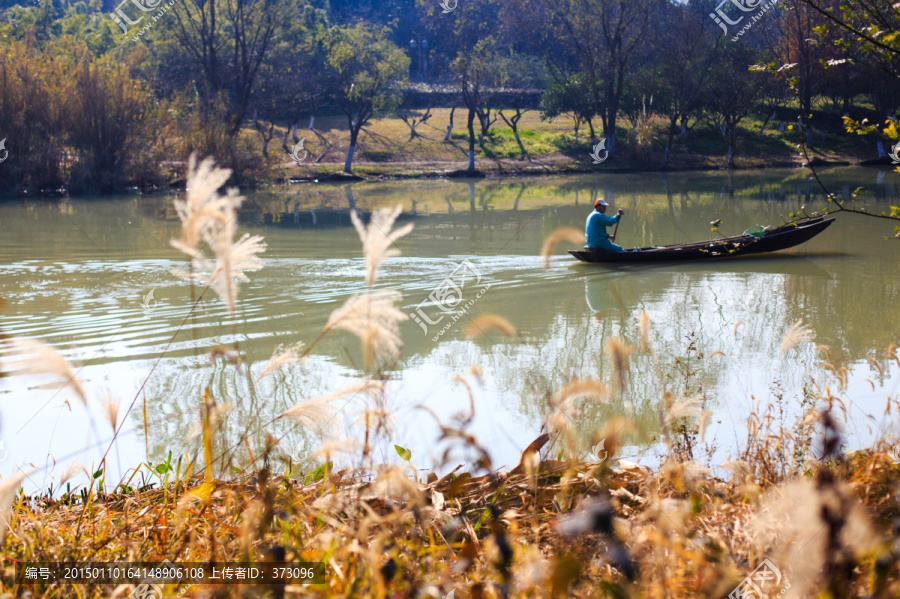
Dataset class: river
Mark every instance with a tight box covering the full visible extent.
[1,167,898,491]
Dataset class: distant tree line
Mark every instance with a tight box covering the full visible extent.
[0,0,898,193]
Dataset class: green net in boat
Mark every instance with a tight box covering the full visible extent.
[742,225,767,238]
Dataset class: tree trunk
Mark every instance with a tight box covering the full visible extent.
[759,109,775,137]
[477,107,493,146]
[467,107,476,171]
[604,73,620,157]
[587,119,596,144]
[444,107,455,142]
[344,184,356,211]
[513,128,525,156]
[308,115,315,130]
[662,114,676,168]
[344,127,359,173]
[727,123,736,170]
[501,109,527,157]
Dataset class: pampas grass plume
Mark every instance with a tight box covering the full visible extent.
[605,338,633,393]
[282,381,385,431]
[325,291,406,369]
[351,204,413,288]
[100,389,120,432]
[257,341,305,381]
[463,314,517,339]
[781,320,815,354]
[639,312,651,352]
[664,394,704,426]
[170,154,266,316]
[0,473,25,543]
[7,337,87,407]
[541,227,585,268]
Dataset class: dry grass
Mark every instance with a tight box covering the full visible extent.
[2,427,899,598]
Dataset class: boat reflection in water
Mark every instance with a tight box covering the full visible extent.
[584,274,627,320]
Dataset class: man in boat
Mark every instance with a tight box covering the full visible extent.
[586,199,625,252]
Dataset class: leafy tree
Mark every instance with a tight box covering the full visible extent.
[705,44,767,169]
[420,0,501,171]
[452,38,503,171]
[799,0,900,80]
[322,21,408,172]
[252,2,332,151]
[530,0,662,158]
[541,74,599,142]
[654,0,721,167]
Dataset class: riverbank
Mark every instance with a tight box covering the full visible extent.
[1,435,898,598]
[246,106,882,186]
[2,106,886,198]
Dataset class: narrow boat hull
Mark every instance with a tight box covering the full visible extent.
[568,217,835,263]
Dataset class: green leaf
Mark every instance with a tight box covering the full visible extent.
[305,461,332,484]
[154,450,173,475]
[92,468,103,479]
[394,445,412,461]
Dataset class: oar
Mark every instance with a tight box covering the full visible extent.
[611,213,621,243]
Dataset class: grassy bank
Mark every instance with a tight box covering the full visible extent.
[247,106,884,184]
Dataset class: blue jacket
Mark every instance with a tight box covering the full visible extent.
[586,211,620,247]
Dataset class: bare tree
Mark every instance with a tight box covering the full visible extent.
[476,103,498,146]
[170,0,284,134]
[398,105,433,140]
[499,101,528,156]
[251,110,275,158]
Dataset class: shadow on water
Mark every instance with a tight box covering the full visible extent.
[569,252,843,277]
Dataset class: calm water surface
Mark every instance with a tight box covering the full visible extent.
[1,167,899,490]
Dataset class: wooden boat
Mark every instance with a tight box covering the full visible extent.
[569,217,835,263]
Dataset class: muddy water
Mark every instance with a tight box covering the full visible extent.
[1,167,898,490]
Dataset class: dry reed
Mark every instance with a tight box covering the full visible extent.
[463,313,517,339]
[540,227,585,268]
